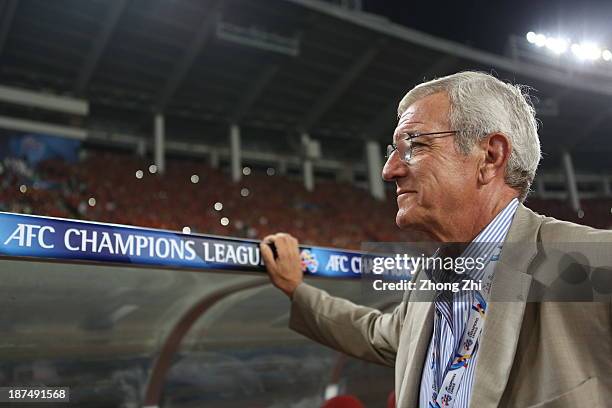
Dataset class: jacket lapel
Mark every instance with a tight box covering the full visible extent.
[469,204,542,408]
[396,267,435,408]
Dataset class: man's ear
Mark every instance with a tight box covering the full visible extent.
[478,133,511,185]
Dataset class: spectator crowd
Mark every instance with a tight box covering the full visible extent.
[1,148,610,250]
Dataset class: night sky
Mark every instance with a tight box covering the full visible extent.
[363,0,612,54]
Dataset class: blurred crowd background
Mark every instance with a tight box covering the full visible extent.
[2,146,610,250]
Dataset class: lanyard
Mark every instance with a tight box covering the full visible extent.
[428,244,501,408]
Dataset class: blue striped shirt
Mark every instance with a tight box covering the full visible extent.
[418,198,519,408]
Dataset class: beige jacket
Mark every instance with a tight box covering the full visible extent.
[289,204,612,407]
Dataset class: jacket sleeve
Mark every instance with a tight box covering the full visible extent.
[289,282,405,367]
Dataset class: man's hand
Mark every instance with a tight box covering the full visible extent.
[260,233,303,298]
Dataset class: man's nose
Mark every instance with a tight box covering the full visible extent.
[382,153,409,182]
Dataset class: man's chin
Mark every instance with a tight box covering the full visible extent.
[396,212,421,230]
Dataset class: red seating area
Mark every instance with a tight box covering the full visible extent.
[525,197,612,230]
[0,160,72,219]
[1,150,419,249]
[321,395,365,408]
[1,149,610,249]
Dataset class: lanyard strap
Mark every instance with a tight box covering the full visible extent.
[429,244,501,408]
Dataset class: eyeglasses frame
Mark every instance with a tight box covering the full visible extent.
[385,130,459,163]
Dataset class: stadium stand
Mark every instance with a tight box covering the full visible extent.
[1,149,417,249]
[1,149,610,250]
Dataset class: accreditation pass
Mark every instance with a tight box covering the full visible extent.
[0,387,69,402]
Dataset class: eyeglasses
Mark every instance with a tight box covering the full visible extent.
[385,131,458,164]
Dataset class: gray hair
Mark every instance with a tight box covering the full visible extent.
[398,71,541,202]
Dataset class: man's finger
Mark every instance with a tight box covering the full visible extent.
[262,234,276,243]
[260,241,277,271]
[275,234,296,261]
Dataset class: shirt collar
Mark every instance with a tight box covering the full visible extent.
[427,197,520,284]
[472,198,519,244]
[461,197,519,280]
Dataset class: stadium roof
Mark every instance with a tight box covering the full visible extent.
[365,0,612,56]
[0,0,611,171]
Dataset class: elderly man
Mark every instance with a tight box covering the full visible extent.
[261,72,611,408]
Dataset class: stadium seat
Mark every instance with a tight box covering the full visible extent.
[321,395,365,408]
